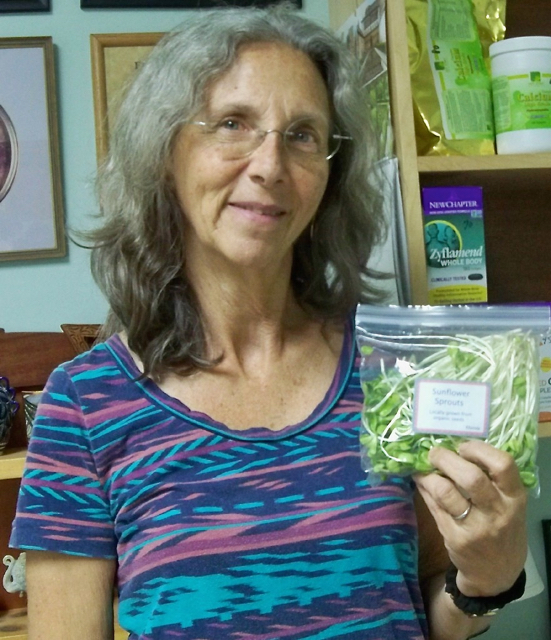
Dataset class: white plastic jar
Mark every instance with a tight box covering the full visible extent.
[489,36,551,154]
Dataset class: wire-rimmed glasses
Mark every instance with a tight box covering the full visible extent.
[190,118,352,161]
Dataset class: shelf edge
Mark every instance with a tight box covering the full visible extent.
[418,153,551,173]
[0,449,26,481]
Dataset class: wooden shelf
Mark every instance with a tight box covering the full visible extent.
[418,153,551,173]
[0,608,128,639]
[0,451,26,482]
[418,154,551,191]
[0,608,26,640]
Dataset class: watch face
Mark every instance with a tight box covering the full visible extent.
[0,105,18,203]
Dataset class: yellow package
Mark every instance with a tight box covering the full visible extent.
[406,0,506,155]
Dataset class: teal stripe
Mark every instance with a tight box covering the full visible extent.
[218,457,278,477]
[275,494,304,503]
[316,486,344,496]
[196,460,238,475]
[65,491,89,505]
[153,509,181,521]
[235,502,264,509]
[193,506,223,513]
[91,406,162,439]
[283,446,315,457]
[72,366,120,381]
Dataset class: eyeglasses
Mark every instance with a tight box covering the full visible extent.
[190,118,352,161]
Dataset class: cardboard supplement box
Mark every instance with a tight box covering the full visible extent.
[422,186,488,305]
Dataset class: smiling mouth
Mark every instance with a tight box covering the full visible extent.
[231,202,286,217]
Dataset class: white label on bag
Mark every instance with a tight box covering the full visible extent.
[412,379,491,437]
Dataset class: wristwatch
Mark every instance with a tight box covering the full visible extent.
[444,563,526,618]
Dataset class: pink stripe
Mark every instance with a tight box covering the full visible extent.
[85,398,150,422]
[218,608,391,640]
[39,404,82,420]
[15,511,113,530]
[25,453,98,480]
[121,503,410,580]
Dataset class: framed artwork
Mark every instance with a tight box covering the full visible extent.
[0,0,50,12]
[90,32,164,160]
[543,520,551,611]
[0,37,65,262]
[83,1,301,8]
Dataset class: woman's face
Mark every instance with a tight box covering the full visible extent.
[171,41,331,276]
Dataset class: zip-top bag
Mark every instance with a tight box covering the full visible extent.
[356,304,551,494]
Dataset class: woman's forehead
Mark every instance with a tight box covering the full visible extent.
[203,41,331,120]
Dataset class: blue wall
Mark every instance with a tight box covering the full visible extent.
[0,2,548,638]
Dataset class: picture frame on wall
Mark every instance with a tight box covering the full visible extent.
[90,32,165,160]
[0,0,50,12]
[82,1,301,8]
[0,37,65,263]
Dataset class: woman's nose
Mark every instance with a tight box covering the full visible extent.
[246,130,288,185]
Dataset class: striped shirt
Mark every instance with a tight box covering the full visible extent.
[11,322,427,639]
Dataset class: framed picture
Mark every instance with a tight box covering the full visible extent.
[90,32,164,160]
[83,1,301,8]
[0,0,50,12]
[0,37,65,262]
[543,520,551,611]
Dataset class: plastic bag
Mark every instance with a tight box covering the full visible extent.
[356,304,550,494]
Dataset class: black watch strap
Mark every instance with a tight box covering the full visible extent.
[444,563,526,618]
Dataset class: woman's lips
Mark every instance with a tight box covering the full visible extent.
[230,201,285,217]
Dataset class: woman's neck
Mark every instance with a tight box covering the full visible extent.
[187,260,312,376]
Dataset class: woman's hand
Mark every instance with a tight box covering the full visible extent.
[414,439,528,598]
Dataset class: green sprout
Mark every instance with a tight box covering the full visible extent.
[360,330,540,489]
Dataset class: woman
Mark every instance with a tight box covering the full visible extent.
[11,4,527,639]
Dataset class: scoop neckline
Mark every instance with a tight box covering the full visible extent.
[105,319,355,442]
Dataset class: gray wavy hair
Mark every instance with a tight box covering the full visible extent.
[87,1,387,378]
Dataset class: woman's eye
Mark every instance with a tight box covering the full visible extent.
[292,130,313,142]
[287,127,320,148]
[219,119,243,132]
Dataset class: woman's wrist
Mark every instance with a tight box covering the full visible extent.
[425,573,493,640]
[445,564,526,618]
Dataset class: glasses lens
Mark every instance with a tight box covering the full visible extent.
[214,126,255,159]
[284,121,325,156]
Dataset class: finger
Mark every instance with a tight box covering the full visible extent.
[456,440,525,496]
[414,472,473,523]
[428,445,499,510]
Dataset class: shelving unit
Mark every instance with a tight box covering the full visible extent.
[387,0,551,308]
[0,331,76,635]
[386,0,551,433]
[0,451,26,483]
